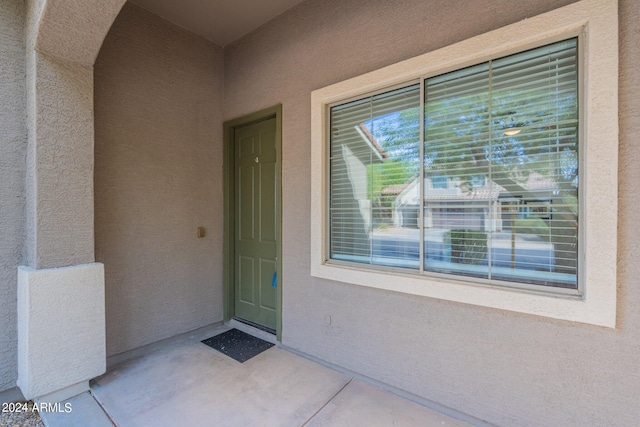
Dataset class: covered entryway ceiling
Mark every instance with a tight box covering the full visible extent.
[128,0,306,47]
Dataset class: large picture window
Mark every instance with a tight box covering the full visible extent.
[329,39,578,289]
[311,0,617,327]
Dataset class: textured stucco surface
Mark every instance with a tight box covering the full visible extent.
[0,0,26,393]
[25,0,96,270]
[224,0,640,425]
[94,4,224,357]
[17,263,105,400]
[35,0,125,66]
[28,53,95,269]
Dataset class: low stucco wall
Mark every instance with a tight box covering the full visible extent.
[17,264,105,400]
[224,0,640,425]
[94,3,224,357]
[0,0,26,393]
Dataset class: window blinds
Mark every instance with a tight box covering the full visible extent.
[329,38,578,289]
[424,38,578,287]
[330,84,421,267]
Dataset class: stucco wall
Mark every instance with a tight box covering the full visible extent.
[94,3,224,357]
[0,0,26,393]
[24,0,100,271]
[224,0,640,426]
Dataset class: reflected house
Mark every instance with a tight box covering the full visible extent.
[391,173,559,233]
[392,176,503,231]
[377,173,563,273]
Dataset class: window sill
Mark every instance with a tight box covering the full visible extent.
[312,260,614,327]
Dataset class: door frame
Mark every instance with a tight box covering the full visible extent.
[223,105,282,341]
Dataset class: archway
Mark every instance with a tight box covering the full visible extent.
[17,0,125,402]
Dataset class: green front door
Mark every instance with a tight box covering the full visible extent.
[234,117,278,330]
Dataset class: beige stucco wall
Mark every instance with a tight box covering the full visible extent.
[224,0,640,425]
[17,263,105,400]
[24,0,99,270]
[0,0,26,393]
[94,3,224,357]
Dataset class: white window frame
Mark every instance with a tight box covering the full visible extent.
[310,0,617,328]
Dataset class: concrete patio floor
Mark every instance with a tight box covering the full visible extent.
[41,324,476,427]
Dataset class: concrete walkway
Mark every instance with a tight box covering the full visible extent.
[41,325,474,427]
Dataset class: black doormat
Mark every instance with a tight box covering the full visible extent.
[201,329,274,363]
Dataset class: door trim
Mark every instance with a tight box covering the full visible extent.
[223,105,282,342]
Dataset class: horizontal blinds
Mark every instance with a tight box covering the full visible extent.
[328,37,578,289]
[424,38,578,287]
[329,84,420,267]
